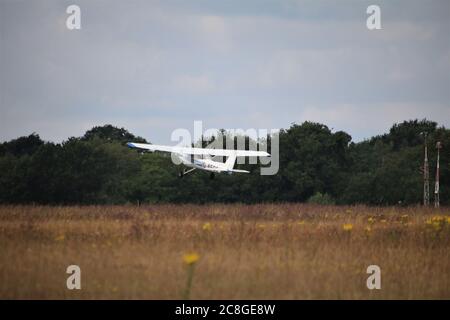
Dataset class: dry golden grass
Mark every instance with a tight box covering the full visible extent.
[0,204,449,299]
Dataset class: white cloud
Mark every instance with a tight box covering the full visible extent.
[172,74,216,94]
[198,15,232,53]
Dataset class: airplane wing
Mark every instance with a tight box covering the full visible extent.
[127,142,270,157]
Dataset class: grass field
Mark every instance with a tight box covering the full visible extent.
[0,204,449,299]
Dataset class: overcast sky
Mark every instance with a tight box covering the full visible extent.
[1,0,449,144]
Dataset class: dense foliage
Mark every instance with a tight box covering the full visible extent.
[0,121,448,205]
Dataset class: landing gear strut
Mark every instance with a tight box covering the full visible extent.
[210,172,215,180]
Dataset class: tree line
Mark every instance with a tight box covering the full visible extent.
[0,120,448,205]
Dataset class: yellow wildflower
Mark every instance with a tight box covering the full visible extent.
[202,222,212,231]
[54,234,65,242]
[343,223,353,231]
[183,252,200,265]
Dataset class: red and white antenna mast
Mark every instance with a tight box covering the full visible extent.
[423,132,430,206]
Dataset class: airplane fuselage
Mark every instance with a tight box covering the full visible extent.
[180,155,228,173]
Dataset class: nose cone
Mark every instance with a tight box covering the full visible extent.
[127,142,135,148]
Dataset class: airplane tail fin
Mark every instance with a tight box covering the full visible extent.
[224,155,249,173]
[224,154,237,170]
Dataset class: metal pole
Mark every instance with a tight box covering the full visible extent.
[434,142,442,208]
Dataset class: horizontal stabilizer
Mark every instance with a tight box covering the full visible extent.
[229,169,250,173]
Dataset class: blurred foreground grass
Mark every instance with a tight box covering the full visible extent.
[0,204,449,299]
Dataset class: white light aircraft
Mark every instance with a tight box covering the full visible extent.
[127,142,270,178]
